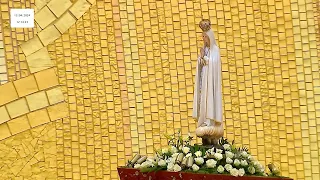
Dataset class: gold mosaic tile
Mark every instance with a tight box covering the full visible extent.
[47,102,69,121]
[38,25,61,46]
[26,47,53,73]
[0,82,18,106]
[35,0,52,10]
[46,87,65,105]
[13,75,39,97]
[47,0,72,17]
[6,98,29,118]
[34,68,59,90]
[54,11,76,34]
[27,108,51,127]
[20,36,44,57]
[0,106,10,124]
[35,6,56,29]
[69,0,91,19]
[7,115,30,135]
[26,91,49,111]
[0,123,11,140]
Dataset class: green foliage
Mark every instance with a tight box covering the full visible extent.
[164,129,193,149]
[218,137,230,145]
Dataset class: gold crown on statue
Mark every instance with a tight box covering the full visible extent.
[199,19,211,32]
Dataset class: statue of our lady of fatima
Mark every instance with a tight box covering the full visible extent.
[192,19,224,145]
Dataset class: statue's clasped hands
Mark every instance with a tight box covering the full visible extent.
[199,47,208,66]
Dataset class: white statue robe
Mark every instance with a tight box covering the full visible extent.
[192,30,223,128]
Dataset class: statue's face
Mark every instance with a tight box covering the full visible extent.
[202,32,210,47]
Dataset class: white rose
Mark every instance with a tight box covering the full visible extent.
[192,164,199,171]
[247,155,252,160]
[225,151,234,159]
[182,147,190,154]
[172,153,179,158]
[171,156,177,163]
[239,168,245,176]
[230,168,239,177]
[223,144,231,151]
[195,151,202,157]
[248,166,255,174]
[170,146,178,153]
[241,151,248,158]
[259,164,265,172]
[141,161,152,168]
[166,157,172,163]
[224,164,233,172]
[226,157,233,164]
[162,148,168,154]
[173,164,182,172]
[158,159,166,167]
[186,153,192,158]
[206,159,217,168]
[253,160,259,166]
[217,165,225,173]
[214,153,223,160]
[134,164,141,169]
[147,158,155,165]
[167,163,174,171]
[216,149,223,154]
[241,160,248,166]
[194,157,204,165]
[234,159,240,166]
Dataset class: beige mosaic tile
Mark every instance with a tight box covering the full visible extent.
[26,47,53,73]
[35,6,56,29]
[13,75,39,97]
[27,108,50,127]
[46,87,64,105]
[0,106,10,124]
[38,25,61,46]
[6,98,29,118]
[69,0,91,19]
[54,11,76,34]
[0,82,18,106]
[26,91,49,111]
[47,0,72,17]
[20,36,44,57]
[34,68,59,90]
[7,115,30,135]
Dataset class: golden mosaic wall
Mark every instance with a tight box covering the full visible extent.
[0,0,319,179]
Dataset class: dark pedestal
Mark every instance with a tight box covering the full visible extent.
[117,167,293,180]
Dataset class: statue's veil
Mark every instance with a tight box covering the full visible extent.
[205,29,217,49]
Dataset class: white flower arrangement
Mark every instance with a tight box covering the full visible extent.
[241,159,248,166]
[127,132,282,177]
[182,146,190,154]
[206,159,217,168]
[233,159,241,167]
[194,157,204,165]
[158,159,166,167]
[194,151,202,157]
[173,164,182,172]
[225,151,234,158]
[217,165,224,173]
[239,168,245,176]
[214,153,223,160]
[192,164,199,171]
[226,157,233,164]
